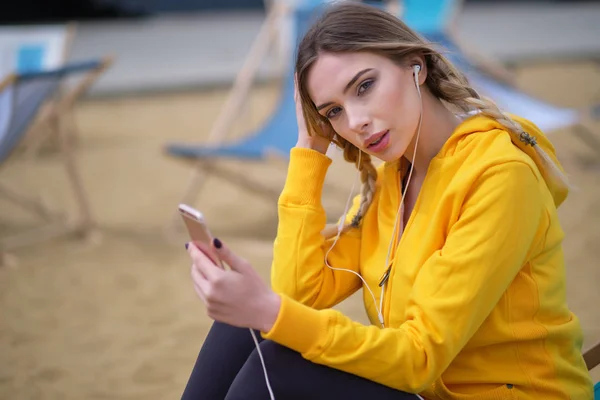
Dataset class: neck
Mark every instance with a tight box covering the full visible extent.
[403,93,460,175]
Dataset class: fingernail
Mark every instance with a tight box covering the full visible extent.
[213,238,222,249]
[185,243,189,250]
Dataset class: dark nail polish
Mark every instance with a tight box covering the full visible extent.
[213,238,222,249]
[185,243,189,250]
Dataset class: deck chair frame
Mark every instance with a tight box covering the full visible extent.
[391,0,515,86]
[584,338,600,397]
[23,53,114,159]
[164,0,300,236]
[408,0,600,160]
[585,339,600,371]
[0,57,113,266]
[18,22,83,157]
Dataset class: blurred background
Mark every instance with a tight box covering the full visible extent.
[1,0,599,398]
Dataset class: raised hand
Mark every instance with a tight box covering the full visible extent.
[294,74,333,154]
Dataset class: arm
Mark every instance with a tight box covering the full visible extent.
[264,161,546,392]
[271,147,363,310]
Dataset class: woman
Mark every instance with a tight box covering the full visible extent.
[181,2,594,399]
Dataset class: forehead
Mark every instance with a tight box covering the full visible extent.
[307,52,391,105]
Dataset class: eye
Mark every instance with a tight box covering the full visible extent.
[357,79,374,95]
[326,106,342,119]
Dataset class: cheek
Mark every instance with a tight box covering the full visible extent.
[328,118,360,147]
[379,83,409,119]
[383,82,420,133]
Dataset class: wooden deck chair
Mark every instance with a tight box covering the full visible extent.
[424,35,600,158]
[0,22,80,157]
[585,338,600,370]
[0,22,77,76]
[393,0,600,156]
[163,0,331,235]
[0,58,112,267]
[22,53,113,160]
[392,0,515,86]
[583,338,600,398]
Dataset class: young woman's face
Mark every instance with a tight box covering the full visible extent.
[307,51,422,162]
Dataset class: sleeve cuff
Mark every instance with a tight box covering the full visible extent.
[261,294,331,355]
[279,147,332,207]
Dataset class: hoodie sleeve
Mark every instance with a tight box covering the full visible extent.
[270,147,363,310]
[263,161,546,393]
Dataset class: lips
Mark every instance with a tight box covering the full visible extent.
[365,130,389,148]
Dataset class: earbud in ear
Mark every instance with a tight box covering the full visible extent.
[413,64,421,75]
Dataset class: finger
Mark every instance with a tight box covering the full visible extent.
[317,120,333,141]
[192,280,206,303]
[192,240,222,267]
[191,263,210,300]
[188,243,223,281]
[212,238,251,274]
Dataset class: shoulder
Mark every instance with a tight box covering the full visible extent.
[451,123,542,183]
[436,116,558,210]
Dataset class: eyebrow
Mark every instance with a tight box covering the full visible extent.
[316,68,374,111]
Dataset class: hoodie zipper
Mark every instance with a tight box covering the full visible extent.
[379,192,406,327]
[379,161,413,327]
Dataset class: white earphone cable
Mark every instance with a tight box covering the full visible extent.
[379,66,423,325]
[325,64,423,329]
[249,328,275,400]
[324,152,389,326]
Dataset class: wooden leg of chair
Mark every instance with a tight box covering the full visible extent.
[0,182,60,220]
[23,102,57,159]
[583,339,600,371]
[57,115,95,235]
[203,3,281,145]
[22,123,45,159]
[65,109,81,148]
[166,160,283,239]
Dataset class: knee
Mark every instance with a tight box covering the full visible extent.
[225,340,296,399]
[244,339,297,371]
[255,339,293,361]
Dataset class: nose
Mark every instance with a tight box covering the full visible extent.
[346,105,370,134]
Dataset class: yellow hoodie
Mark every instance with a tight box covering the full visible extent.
[262,115,594,399]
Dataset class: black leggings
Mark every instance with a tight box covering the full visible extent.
[181,321,419,400]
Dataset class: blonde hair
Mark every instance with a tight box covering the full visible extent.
[295,2,568,238]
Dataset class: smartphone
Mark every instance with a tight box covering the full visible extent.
[178,203,224,268]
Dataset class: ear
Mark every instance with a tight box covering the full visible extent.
[408,55,427,86]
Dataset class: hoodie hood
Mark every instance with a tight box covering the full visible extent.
[443,113,569,207]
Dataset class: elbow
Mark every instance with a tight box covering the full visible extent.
[397,327,448,393]
[403,368,438,394]
[389,358,440,394]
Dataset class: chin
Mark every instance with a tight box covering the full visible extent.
[372,143,408,163]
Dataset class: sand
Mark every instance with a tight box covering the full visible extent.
[1,61,599,399]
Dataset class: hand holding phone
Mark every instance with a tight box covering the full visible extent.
[178,203,223,268]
